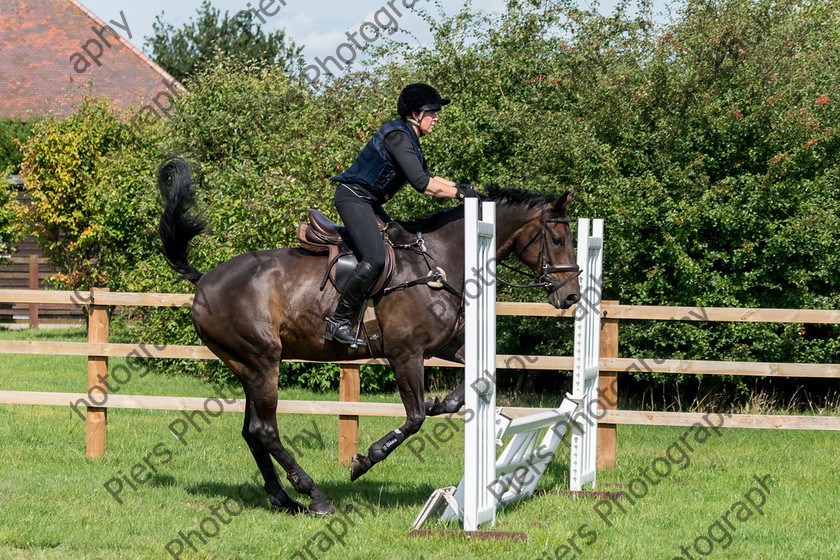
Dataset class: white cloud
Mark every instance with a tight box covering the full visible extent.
[470,0,507,12]
[298,29,348,54]
[273,12,316,33]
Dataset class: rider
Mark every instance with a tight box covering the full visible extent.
[325,83,479,347]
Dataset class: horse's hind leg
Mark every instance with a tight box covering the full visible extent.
[243,371,335,515]
[425,382,465,417]
[241,397,306,514]
[426,336,466,416]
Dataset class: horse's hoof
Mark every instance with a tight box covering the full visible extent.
[424,396,440,414]
[350,454,372,482]
[309,499,336,516]
[269,494,308,515]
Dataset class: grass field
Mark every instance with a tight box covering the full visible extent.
[0,327,838,559]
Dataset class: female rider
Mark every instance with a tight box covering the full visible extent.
[326,83,478,347]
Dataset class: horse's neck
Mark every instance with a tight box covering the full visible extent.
[419,204,526,271]
[498,207,526,261]
[420,218,465,270]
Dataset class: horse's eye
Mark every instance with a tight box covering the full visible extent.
[552,237,565,246]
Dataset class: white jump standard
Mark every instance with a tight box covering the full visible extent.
[412,199,605,534]
[462,198,498,531]
[570,218,604,492]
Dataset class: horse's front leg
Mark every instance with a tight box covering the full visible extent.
[425,335,466,416]
[350,355,426,481]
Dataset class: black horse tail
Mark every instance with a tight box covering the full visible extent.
[157,158,205,285]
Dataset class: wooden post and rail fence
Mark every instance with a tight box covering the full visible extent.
[0,256,84,327]
[0,289,838,467]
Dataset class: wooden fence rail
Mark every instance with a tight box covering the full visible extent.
[1,340,838,377]
[3,391,839,431]
[0,289,837,467]
[0,258,83,327]
[2,288,840,322]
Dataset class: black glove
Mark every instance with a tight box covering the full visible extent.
[455,183,479,200]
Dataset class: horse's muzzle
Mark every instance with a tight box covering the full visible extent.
[549,289,581,309]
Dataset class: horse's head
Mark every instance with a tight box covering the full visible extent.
[503,189,581,309]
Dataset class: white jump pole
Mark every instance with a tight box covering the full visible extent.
[463,197,497,531]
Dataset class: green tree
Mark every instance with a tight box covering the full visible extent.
[0,118,32,254]
[0,118,37,175]
[144,0,302,83]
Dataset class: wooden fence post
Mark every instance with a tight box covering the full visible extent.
[338,365,360,465]
[86,287,110,459]
[28,255,38,329]
[597,301,619,470]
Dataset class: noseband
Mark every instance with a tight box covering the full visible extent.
[497,203,582,291]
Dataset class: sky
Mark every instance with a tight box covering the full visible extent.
[79,0,675,67]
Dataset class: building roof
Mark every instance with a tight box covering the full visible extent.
[0,0,185,119]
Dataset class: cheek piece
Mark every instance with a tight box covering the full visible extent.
[406,111,427,135]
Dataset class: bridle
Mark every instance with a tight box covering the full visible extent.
[497,202,582,292]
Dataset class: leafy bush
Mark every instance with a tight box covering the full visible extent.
[17,0,839,398]
[0,118,32,254]
[0,184,24,255]
[386,0,840,379]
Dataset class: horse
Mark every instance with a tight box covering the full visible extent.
[157,158,581,515]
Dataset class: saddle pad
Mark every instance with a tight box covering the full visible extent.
[296,220,395,296]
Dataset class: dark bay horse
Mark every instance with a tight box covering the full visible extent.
[157,158,581,515]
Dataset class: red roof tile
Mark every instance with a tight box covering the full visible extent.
[0,0,185,119]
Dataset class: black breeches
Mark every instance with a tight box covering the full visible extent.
[334,184,389,274]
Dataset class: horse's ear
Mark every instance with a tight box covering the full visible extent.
[554,188,576,212]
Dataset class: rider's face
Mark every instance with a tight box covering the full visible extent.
[418,111,438,135]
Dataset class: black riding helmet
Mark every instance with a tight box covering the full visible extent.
[397,83,450,117]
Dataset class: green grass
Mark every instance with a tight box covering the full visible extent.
[0,327,838,559]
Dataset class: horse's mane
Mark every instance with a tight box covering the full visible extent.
[397,186,562,233]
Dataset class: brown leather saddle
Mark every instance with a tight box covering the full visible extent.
[297,209,395,295]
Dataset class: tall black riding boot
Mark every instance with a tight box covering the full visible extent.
[324,261,378,347]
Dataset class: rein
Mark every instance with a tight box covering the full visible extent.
[383,201,580,299]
